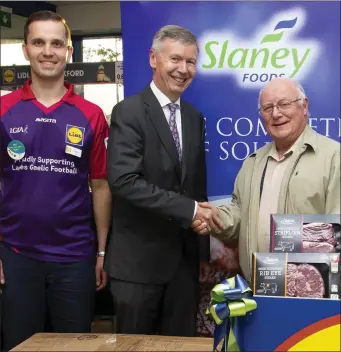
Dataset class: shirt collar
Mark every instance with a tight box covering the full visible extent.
[150,81,181,108]
[21,79,77,105]
[269,131,304,161]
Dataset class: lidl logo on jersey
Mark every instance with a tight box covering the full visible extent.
[65,125,85,147]
[198,7,321,88]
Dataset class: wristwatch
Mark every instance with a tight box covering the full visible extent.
[97,251,105,257]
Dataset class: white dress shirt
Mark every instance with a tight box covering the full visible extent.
[150,81,197,219]
[150,81,183,148]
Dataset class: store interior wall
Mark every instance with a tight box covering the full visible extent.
[1,14,27,40]
[56,2,121,35]
[0,1,121,40]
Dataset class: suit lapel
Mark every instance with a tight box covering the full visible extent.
[142,87,181,179]
[180,101,191,185]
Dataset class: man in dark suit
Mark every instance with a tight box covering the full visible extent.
[105,25,223,337]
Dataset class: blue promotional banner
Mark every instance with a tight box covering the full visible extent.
[120,0,340,340]
[121,1,340,202]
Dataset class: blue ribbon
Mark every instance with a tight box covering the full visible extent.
[206,274,257,351]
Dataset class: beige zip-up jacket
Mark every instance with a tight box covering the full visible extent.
[211,125,340,283]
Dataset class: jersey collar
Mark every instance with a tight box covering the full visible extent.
[21,79,77,105]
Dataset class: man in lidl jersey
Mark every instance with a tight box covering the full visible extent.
[192,78,340,283]
[0,11,111,351]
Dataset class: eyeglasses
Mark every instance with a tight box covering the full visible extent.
[259,98,302,115]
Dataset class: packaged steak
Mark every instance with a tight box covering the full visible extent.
[270,214,341,253]
[252,252,340,300]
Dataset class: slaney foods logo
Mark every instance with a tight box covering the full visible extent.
[198,7,321,88]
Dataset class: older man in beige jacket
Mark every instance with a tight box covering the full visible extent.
[192,78,340,283]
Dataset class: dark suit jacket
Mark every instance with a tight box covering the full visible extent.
[105,86,208,284]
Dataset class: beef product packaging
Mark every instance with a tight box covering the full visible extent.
[270,214,341,253]
[252,252,340,300]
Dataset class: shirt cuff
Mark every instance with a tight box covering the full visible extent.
[192,201,198,220]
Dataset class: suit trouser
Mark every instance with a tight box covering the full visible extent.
[0,243,95,352]
[110,255,199,337]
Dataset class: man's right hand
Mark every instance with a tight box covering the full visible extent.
[0,259,5,284]
[192,202,224,234]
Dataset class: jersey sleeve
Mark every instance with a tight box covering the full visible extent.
[89,109,109,179]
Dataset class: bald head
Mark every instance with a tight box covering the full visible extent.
[258,78,306,109]
[258,78,309,154]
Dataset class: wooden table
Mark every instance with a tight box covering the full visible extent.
[11,333,214,351]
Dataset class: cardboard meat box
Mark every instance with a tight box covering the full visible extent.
[10,333,214,351]
[270,214,341,253]
[252,252,340,300]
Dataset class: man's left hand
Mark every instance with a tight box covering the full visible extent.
[95,257,108,291]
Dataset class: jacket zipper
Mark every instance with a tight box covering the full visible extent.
[284,148,306,212]
[247,158,256,279]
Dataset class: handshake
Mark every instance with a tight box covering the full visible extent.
[191,202,225,234]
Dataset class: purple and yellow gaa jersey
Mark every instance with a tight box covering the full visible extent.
[0,80,109,262]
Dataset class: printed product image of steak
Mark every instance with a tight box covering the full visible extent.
[303,223,336,246]
[303,241,335,253]
[295,264,325,298]
[286,264,297,297]
[286,263,325,298]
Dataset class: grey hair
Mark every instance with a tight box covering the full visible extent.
[152,25,199,52]
[258,78,307,109]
